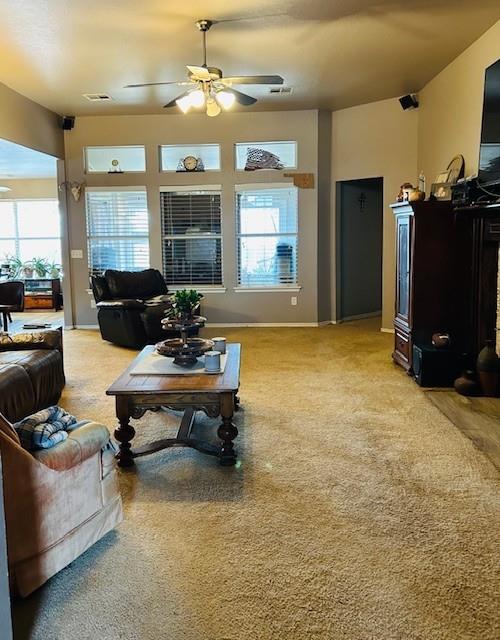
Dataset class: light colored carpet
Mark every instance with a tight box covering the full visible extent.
[12,320,500,640]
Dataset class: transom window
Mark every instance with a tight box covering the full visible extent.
[160,186,222,287]
[236,184,298,288]
[0,199,61,264]
[85,187,149,276]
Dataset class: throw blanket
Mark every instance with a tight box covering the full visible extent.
[15,406,78,451]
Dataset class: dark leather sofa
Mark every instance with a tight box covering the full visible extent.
[0,329,65,423]
[91,268,192,349]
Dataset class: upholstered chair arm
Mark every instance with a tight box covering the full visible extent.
[96,299,145,310]
[33,421,111,472]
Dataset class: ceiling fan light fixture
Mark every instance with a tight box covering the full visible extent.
[189,89,205,108]
[206,97,221,117]
[216,90,235,110]
[176,94,192,113]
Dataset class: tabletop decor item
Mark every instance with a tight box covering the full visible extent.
[176,156,205,172]
[212,337,226,354]
[454,370,481,397]
[397,182,414,202]
[245,147,284,171]
[204,350,221,373]
[476,340,499,396]
[156,289,213,367]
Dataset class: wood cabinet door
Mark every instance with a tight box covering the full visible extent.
[395,214,411,325]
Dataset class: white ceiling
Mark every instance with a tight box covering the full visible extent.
[0,139,57,179]
[0,0,499,116]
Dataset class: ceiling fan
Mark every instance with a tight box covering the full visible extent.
[125,19,284,116]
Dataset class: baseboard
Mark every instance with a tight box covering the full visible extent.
[205,322,325,328]
[74,324,100,330]
[380,327,395,334]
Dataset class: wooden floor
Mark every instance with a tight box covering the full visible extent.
[426,390,500,472]
[7,309,64,334]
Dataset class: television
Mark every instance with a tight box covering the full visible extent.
[478,58,500,186]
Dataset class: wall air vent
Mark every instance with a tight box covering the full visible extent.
[83,93,112,101]
[269,87,293,95]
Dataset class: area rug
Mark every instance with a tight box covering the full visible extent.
[12,321,500,640]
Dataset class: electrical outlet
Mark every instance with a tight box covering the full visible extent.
[291,296,298,306]
[90,300,96,309]
[71,249,83,259]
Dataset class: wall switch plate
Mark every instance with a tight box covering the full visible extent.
[90,300,97,309]
[71,249,83,259]
[291,296,298,306]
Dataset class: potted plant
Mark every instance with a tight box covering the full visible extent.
[7,256,23,279]
[32,257,49,278]
[165,289,203,322]
[22,260,34,279]
[47,261,62,279]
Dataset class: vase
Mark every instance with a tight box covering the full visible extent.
[454,370,481,397]
[476,340,499,397]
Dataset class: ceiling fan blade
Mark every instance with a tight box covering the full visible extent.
[223,87,257,106]
[125,81,190,88]
[221,75,284,85]
[163,91,191,108]
[187,65,211,81]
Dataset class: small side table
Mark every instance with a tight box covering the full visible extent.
[0,305,14,332]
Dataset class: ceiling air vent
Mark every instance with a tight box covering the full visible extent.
[83,93,112,102]
[269,87,293,95]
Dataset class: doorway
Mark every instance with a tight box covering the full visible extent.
[336,177,383,323]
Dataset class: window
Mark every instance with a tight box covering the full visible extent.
[84,146,146,173]
[160,144,221,172]
[85,188,149,276]
[235,141,297,171]
[0,199,61,263]
[160,186,222,287]
[236,184,298,288]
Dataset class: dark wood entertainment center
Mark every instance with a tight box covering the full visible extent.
[392,200,500,372]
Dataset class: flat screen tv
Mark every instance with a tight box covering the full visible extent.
[478,58,500,186]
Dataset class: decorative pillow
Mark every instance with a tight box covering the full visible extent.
[0,412,21,445]
[0,330,61,352]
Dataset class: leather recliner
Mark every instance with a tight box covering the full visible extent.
[90,268,196,349]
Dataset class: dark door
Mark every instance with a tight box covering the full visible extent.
[337,178,383,321]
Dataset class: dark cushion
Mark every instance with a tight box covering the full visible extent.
[0,363,35,423]
[90,275,111,303]
[0,350,64,413]
[104,269,167,300]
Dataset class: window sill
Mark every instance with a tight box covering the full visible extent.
[169,286,227,294]
[233,286,302,293]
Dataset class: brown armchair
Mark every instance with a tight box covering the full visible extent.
[0,413,123,596]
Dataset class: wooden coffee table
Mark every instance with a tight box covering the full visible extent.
[106,343,241,468]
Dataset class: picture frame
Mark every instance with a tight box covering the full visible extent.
[430,182,452,201]
[435,171,450,184]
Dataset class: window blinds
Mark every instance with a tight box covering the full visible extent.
[160,188,222,286]
[85,189,149,276]
[236,186,298,287]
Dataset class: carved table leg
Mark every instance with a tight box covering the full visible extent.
[218,393,238,466]
[114,396,136,468]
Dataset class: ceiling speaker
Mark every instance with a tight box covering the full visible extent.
[62,115,75,130]
[399,94,419,110]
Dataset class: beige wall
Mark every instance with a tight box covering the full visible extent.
[331,98,418,330]
[0,178,57,200]
[64,110,321,326]
[418,20,500,183]
[0,83,63,159]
